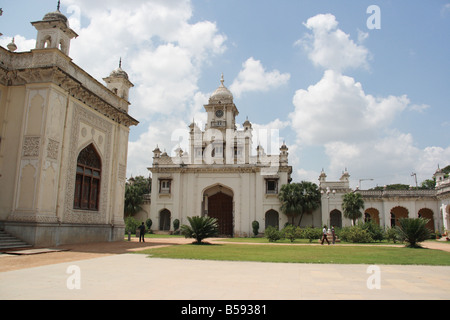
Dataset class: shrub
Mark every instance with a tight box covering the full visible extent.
[340,226,373,243]
[282,225,302,242]
[385,227,399,243]
[252,221,260,237]
[125,216,140,234]
[361,221,384,242]
[395,218,432,248]
[180,216,219,244]
[265,226,282,242]
[302,227,323,243]
[145,218,152,230]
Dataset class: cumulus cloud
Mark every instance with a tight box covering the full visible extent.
[290,70,409,145]
[59,0,227,176]
[0,35,35,52]
[230,57,290,98]
[297,13,370,72]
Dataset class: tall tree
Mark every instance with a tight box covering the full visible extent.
[124,175,151,217]
[278,183,302,225]
[278,181,321,226]
[297,181,321,226]
[342,192,365,226]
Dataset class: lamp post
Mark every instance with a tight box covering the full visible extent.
[321,187,336,227]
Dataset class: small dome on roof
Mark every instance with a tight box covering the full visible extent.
[209,74,233,104]
[109,58,129,80]
[43,1,69,26]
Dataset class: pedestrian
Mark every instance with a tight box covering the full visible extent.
[138,222,146,242]
[331,226,336,245]
[321,225,330,245]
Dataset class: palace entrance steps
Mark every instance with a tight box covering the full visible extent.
[0,229,32,251]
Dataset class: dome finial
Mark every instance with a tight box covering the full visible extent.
[220,73,224,86]
[119,57,122,69]
[57,0,61,11]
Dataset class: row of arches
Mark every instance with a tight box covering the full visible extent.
[328,206,435,230]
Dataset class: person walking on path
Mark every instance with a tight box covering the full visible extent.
[138,222,146,242]
[321,225,330,245]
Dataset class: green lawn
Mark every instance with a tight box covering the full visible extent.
[137,242,450,266]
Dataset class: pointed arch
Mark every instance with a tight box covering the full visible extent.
[73,143,102,211]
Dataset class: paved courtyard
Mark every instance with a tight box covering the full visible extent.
[0,238,449,300]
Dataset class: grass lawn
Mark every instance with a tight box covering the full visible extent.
[138,242,450,266]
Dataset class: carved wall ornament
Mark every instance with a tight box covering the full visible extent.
[23,136,41,158]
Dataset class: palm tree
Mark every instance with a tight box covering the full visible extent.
[278,183,303,225]
[395,218,431,248]
[297,181,321,226]
[342,192,365,225]
[180,216,219,244]
[278,182,321,226]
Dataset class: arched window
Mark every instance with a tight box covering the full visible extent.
[73,144,101,211]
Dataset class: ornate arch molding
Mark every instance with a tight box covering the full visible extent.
[63,102,112,224]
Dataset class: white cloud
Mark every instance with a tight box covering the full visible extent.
[0,35,35,52]
[290,70,409,145]
[230,57,290,98]
[59,0,227,177]
[298,13,370,72]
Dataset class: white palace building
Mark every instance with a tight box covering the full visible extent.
[142,77,450,237]
[146,76,292,237]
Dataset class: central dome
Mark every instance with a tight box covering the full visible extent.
[209,74,233,104]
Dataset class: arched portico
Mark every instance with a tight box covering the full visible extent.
[330,209,342,228]
[203,184,234,236]
[418,208,435,231]
[390,206,409,227]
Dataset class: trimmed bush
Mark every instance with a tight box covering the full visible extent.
[265,226,282,242]
[282,225,302,242]
[252,221,260,237]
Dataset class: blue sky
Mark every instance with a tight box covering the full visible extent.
[1,0,449,189]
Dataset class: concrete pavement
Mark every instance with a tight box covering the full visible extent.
[1,253,449,300]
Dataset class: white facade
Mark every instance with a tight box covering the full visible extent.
[147,76,292,236]
[319,168,449,233]
[0,6,138,246]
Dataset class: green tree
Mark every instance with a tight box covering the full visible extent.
[297,181,321,226]
[278,183,302,225]
[278,181,321,226]
[395,218,432,248]
[180,216,219,244]
[124,176,151,217]
[342,192,365,226]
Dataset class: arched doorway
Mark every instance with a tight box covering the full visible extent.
[204,185,233,236]
[265,210,279,230]
[418,208,435,231]
[364,208,380,225]
[330,209,342,228]
[390,206,408,227]
[159,209,171,231]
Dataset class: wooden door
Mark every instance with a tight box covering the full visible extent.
[208,192,233,236]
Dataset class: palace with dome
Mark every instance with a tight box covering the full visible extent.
[1,4,449,246]
[147,75,292,236]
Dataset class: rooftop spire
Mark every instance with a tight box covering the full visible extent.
[57,0,61,11]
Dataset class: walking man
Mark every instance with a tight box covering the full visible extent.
[321,225,330,245]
